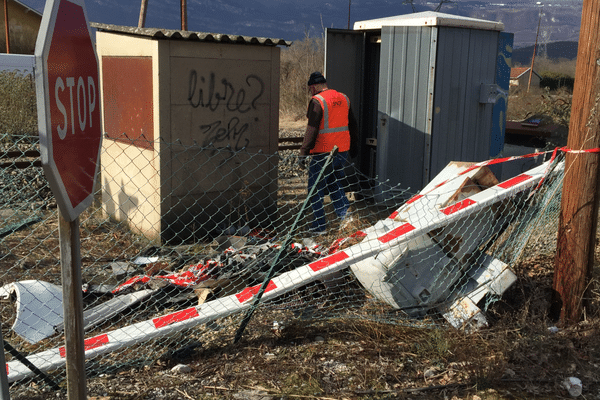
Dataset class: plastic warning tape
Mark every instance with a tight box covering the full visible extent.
[394,145,586,209]
[387,159,563,233]
[561,147,600,154]
[4,158,564,383]
[457,146,599,179]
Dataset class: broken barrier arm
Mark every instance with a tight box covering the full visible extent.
[234,146,339,343]
[4,159,561,384]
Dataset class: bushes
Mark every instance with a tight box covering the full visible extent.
[539,72,575,91]
[279,35,324,118]
[0,71,37,142]
[514,56,576,91]
[530,56,576,91]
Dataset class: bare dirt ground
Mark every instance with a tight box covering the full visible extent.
[7,115,600,400]
[19,265,598,400]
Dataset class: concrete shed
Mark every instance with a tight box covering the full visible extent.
[0,0,42,54]
[94,24,290,243]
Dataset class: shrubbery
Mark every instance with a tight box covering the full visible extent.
[0,71,37,142]
[539,72,575,91]
[515,56,576,91]
[279,35,324,119]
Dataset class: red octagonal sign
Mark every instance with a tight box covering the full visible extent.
[35,0,102,221]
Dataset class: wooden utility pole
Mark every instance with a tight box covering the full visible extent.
[3,0,10,53]
[552,0,600,325]
[347,0,351,29]
[180,0,187,31]
[138,0,148,28]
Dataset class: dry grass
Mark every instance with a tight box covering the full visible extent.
[0,71,37,141]
[280,35,324,119]
[507,86,572,128]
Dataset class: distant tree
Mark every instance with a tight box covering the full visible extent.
[280,35,324,117]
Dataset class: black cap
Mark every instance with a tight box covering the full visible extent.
[308,71,326,86]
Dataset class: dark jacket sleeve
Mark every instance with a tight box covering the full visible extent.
[300,99,323,156]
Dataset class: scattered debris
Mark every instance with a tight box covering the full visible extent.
[349,160,557,329]
[0,280,63,343]
[170,364,192,374]
[3,158,564,384]
[563,376,583,397]
[54,289,158,335]
[0,211,43,239]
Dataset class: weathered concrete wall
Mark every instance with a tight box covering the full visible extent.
[96,32,161,241]
[96,31,280,243]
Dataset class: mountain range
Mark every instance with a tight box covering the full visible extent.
[512,40,579,65]
[21,0,583,50]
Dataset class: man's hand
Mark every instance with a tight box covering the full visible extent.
[296,156,310,170]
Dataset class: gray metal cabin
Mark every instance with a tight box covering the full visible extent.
[325,12,513,197]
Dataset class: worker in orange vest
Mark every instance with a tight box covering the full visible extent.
[300,72,358,234]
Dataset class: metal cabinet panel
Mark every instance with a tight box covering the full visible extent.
[325,13,511,197]
[430,28,498,180]
[377,26,436,194]
[325,28,366,117]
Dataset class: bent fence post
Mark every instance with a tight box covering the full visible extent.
[233,146,339,343]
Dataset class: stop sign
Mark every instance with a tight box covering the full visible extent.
[35,0,102,222]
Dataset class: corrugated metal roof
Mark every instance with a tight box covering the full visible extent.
[90,23,292,47]
[354,11,504,32]
[11,0,42,17]
[511,67,540,79]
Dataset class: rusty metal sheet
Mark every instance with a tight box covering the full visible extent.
[102,56,154,150]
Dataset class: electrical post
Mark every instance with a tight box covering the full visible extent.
[3,0,10,53]
[552,0,600,325]
[527,8,542,93]
[138,0,148,28]
[181,0,187,31]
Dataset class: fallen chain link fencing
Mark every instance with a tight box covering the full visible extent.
[0,125,565,396]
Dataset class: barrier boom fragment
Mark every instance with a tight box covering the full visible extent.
[6,159,562,383]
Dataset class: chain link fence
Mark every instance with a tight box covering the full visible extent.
[1,71,566,397]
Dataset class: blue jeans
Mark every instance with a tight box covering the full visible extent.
[308,151,350,231]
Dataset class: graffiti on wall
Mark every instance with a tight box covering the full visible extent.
[187,71,265,150]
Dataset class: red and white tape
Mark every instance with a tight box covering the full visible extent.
[5,157,564,383]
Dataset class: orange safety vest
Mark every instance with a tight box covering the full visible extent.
[310,90,351,154]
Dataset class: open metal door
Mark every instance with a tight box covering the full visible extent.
[325,29,368,182]
[325,28,366,129]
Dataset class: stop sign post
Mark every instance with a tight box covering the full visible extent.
[34,0,100,398]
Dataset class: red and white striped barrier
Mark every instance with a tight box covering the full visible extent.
[5,157,564,383]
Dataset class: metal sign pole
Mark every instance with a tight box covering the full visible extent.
[59,212,86,399]
[33,0,99,396]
